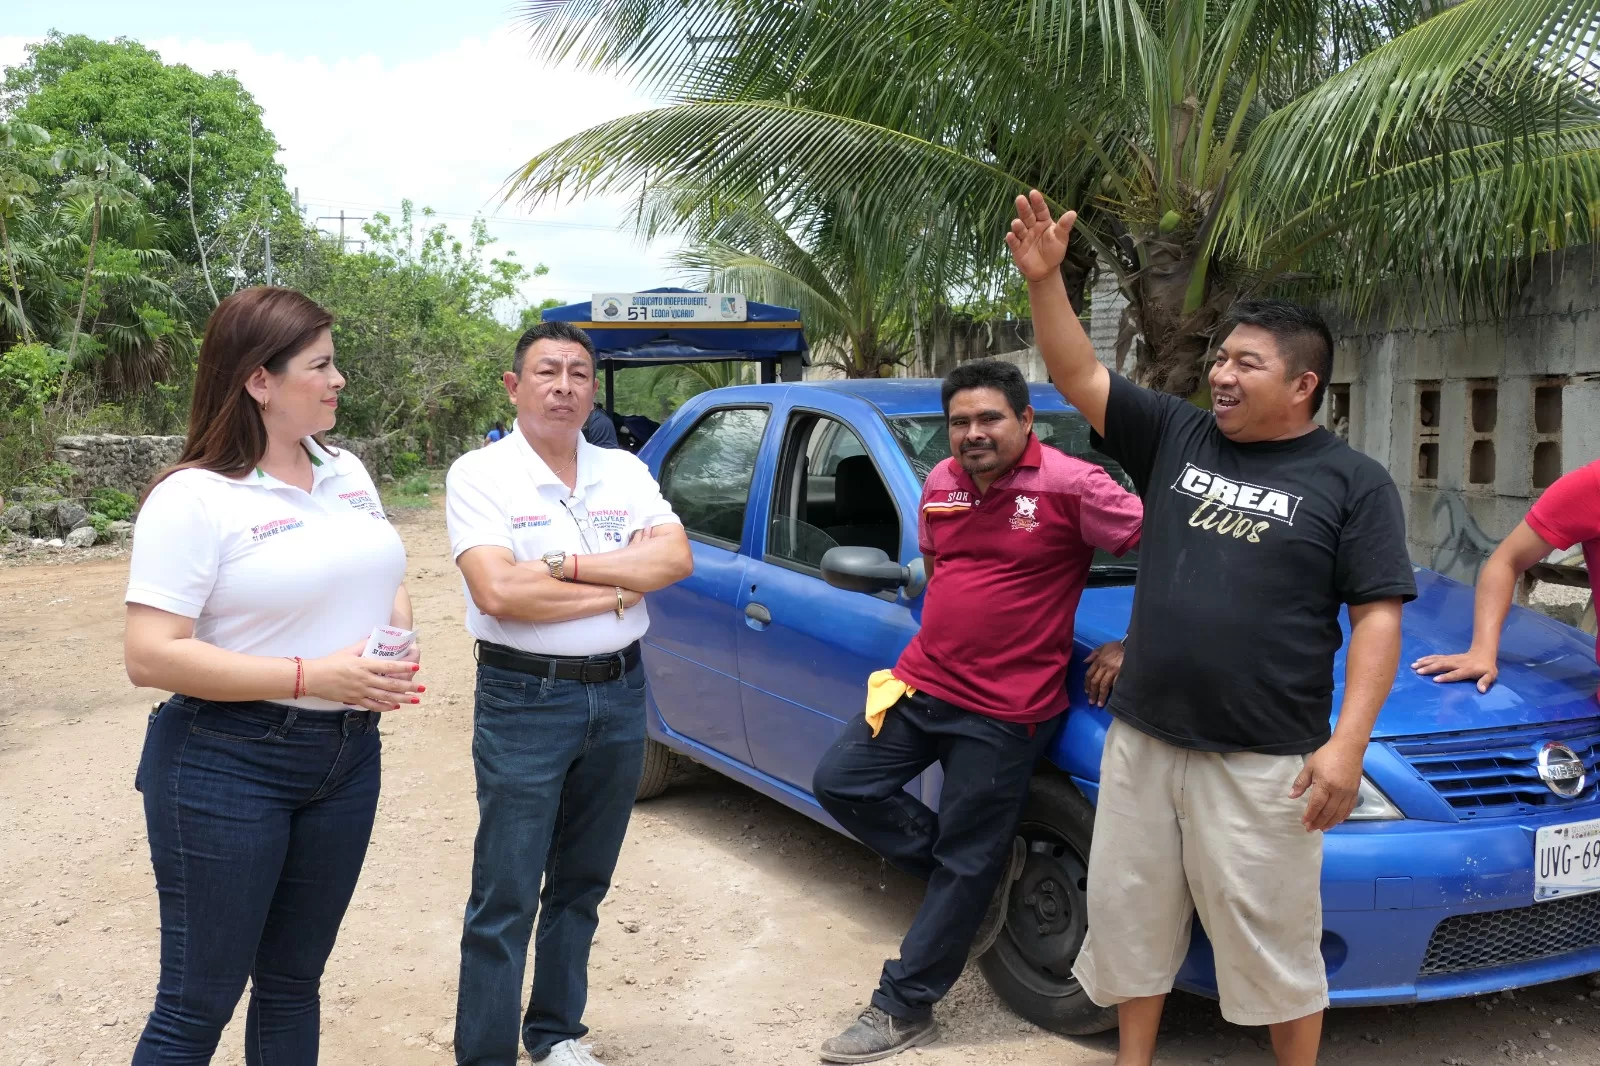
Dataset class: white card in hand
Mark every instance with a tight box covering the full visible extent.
[363,625,416,660]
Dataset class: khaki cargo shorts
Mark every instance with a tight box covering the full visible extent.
[1072,718,1328,1026]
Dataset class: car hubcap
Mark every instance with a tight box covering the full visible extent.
[994,824,1091,996]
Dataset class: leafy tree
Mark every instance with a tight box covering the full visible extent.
[518,296,566,332]
[56,143,151,370]
[0,119,53,343]
[284,201,542,461]
[5,32,291,273]
[512,0,1600,395]
[648,186,918,378]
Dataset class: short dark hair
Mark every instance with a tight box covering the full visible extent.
[513,320,596,376]
[942,359,1030,419]
[1219,298,1334,416]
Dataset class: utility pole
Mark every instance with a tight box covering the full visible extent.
[315,211,368,254]
[263,230,274,286]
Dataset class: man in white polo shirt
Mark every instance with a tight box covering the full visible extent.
[446,320,693,1066]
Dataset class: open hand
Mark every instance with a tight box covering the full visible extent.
[304,640,423,712]
[1084,640,1124,707]
[1290,739,1365,832]
[1411,648,1497,693]
[1005,190,1076,283]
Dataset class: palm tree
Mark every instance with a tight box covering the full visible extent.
[647,186,918,378]
[0,119,52,343]
[56,143,149,372]
[510,0,1600,396]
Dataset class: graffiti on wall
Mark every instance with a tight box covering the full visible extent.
[1429,491,1500,583]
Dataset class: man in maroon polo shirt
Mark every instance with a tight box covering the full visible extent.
[813,359,1143,1063]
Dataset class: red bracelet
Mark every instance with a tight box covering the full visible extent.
[285,656,304,700]
[571,555,579,582]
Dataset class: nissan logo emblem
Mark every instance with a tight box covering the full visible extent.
[1537,741,1587,799]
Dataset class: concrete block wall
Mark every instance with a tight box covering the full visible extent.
[1328,245,1600,581]
[1088,271,1132,375]
[1075,249,1600,582]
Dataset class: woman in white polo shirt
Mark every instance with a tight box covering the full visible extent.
[122,286,423,1065]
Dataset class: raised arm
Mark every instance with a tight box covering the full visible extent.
[1412,521,1555,692]
[1007,190,1110,435]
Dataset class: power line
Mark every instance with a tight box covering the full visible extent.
[299,194,624,232]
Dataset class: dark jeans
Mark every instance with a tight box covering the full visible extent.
[454,659,647,1066]
[132,695,381,1065]
[813,691,1053,1022]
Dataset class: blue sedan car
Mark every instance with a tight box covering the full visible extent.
[629,377,1600,1035]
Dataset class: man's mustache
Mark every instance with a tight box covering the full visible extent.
[960,441,995,454]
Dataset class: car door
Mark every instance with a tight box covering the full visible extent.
[646,403,773,764]
[735,400,923,793]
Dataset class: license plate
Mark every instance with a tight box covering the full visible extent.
[1535,817,1600,901]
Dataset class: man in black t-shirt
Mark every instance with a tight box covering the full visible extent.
[1007,191,1414,1066]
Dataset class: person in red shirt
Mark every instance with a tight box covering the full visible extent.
[812,359,1142,1063]
[1414,460,1600,690]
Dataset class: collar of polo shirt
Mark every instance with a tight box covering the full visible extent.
[509,423,602,494]
[245,437,345,492]
[949,432,1045,494]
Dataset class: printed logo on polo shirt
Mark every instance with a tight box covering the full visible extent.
[589,508,630,545]
[923,489,974,515]
[339,488,388,521]
[1010,494,1040,533]
[511,514,552,530]
[250,517,305,542]
[1171,463,1303,544]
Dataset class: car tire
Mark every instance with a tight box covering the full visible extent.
[977,772,1118,1036]
[635,738,678,801]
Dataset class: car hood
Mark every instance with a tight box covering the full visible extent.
[1075,567,1600,739]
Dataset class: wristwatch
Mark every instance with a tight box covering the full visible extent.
[541,550,568,581]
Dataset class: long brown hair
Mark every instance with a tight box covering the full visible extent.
[146,287,335,499]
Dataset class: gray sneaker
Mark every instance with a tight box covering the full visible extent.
[818,1005,939,1063]
[969,835,1026,959]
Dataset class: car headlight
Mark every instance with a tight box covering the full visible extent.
[1345,775,1403,821]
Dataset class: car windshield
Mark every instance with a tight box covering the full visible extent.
[888,412,1140,580]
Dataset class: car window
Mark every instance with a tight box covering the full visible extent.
[887,411,1139,573]
[769,414,901,568]
[811,422,867,475]
[659,407,769,546]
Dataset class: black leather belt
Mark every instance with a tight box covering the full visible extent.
[474,640,640,683]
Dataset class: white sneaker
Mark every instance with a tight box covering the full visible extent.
[542,1039,606,1066]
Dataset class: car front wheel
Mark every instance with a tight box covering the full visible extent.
[977,772,1117,1036]
[635,738,679,801]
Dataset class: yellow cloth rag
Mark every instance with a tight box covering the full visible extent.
[865,670,915,738]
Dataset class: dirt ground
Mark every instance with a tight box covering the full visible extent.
[3,501,1600,1066]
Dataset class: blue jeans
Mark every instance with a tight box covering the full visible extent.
[132,695,381,1066]
[454,660,647,1066]
[813,692,1054,1022]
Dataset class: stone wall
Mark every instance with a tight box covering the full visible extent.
[52,435,185,498]
[45,434,400,500]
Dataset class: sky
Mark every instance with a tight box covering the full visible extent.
[2,0,681,319]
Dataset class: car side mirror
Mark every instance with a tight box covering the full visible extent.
[822,546,927,599]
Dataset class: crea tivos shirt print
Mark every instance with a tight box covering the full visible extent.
[1090,373,1417,756]
[1170,462,1304,543]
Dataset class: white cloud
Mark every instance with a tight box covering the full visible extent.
[3,29,685,316]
